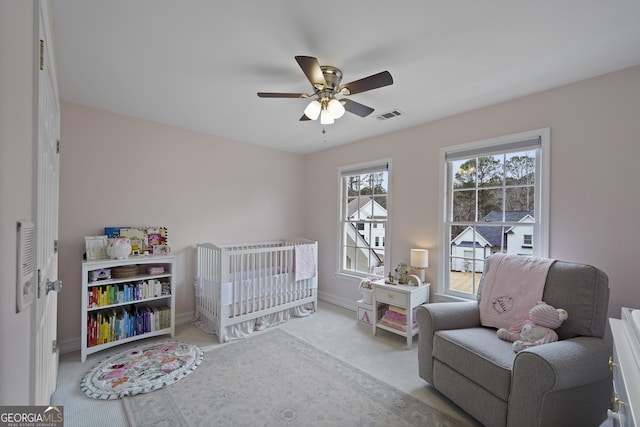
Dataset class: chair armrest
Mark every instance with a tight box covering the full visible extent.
[509,336,613,426]
[416,301,479,384]
[416,301,480,332]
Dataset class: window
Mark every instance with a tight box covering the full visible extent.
[339,160,390,277]
[439,129,549,299]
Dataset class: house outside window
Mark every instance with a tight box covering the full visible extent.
[439,129,549,299]
[339,160,390,278]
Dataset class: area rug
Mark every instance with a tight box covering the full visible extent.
[81,341,203,400]
[122,329,463,426]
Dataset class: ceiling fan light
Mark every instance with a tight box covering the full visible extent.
[320,108,334,125]
[304,100,322,120]
[327,98,345,119]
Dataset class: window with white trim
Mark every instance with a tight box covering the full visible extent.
[339,161,390,277]
[439,129,549,299]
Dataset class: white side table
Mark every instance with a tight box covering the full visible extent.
[372,280,430,348]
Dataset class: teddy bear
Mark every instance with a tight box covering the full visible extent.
[496,301,568,352]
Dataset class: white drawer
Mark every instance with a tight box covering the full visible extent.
[375,288,408,307]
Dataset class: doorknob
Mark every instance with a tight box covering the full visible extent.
[46,279,62,294]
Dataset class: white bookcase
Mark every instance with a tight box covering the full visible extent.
[80,255,175,362]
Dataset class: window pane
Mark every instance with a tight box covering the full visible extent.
[477,188,503,220]
[373,195,387,213]
[346,176,360,196]
[505,186,534,211]
[505,151,535,185]
[476,156,503,188]
[508,224,535,256]
[448,255,484,294]
[452,189,476,222]
[453,159,476,188]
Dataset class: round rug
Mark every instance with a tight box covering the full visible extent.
[81,341,203,400]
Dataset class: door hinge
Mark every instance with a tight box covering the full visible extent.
[37,269,42,298]
[54,240,59,253]
[52,340,58,353]
[56,140,61,154]
[39,39,44,71]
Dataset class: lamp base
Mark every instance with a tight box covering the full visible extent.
[411,268,425,282]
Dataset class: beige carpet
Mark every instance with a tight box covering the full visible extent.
[123,328,463,426]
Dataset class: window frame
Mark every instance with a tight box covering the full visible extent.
[438,128,550,300]
[337,159,391,279]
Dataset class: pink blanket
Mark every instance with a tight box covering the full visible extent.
[479,253,555,330]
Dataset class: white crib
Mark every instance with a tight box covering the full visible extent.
[194,239,317,342]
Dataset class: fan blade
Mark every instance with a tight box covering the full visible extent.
[339,71,393,95]
[299,114,311,121]
[342,98,375,117]
[295,56,327,90]
[257,92,308,98]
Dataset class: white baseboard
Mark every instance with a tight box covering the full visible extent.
[59,337,80,355]
[318,292,357,312]
[176,311,194,325]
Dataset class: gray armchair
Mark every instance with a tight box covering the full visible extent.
[416,259,612,427]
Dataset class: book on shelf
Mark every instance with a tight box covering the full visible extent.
[379,305,417,332]
[87,305,171,347]
[88,280,170,308]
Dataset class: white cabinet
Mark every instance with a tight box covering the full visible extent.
[372,280,430,348]
[81,255,175,362]
[609,308,640,427]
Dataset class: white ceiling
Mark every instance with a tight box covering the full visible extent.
[49,0,640,154]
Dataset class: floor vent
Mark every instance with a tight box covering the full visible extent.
[375,109,403,121]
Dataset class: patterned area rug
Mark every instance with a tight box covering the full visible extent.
[81,341,203,400]
[122,329,463,426]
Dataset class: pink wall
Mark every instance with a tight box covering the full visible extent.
[304,65,640,320]
[58,102,306,345]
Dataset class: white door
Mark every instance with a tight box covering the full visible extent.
[32,0,61,405]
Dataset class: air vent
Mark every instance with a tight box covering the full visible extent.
[375,109,403,121]
[17,220,35,312]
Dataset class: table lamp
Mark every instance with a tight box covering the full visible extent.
[410,249,429,282]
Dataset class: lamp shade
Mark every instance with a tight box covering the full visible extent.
[327,98,345,119]
[410,249,429,268]
[304,100,322,120]
[320,108,334,125]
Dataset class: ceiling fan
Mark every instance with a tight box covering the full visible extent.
[257,56,393,125]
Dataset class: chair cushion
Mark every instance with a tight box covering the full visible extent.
[541,261,609,339]
[433,327,515,401]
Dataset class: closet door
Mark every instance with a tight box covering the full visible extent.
[32,0,61,405]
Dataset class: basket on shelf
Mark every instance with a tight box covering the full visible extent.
[112,265,139,279]
[359,279,374,305]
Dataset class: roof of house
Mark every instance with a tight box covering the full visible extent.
[347,197,387,219]
[458,210,534,247]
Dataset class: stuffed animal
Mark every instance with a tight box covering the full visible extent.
[497,301,568,352]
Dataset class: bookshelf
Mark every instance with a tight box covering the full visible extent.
[80,255,175,362]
